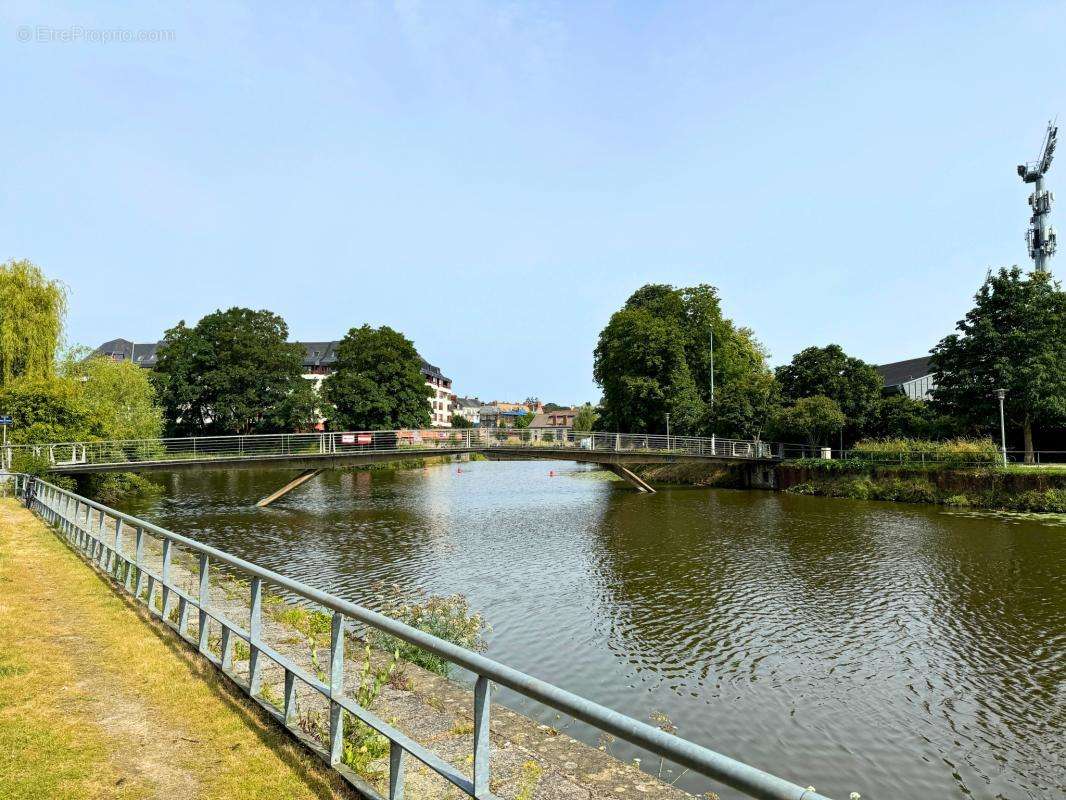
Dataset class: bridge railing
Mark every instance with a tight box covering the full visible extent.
[11,474,833,800]
[1,429,777,470]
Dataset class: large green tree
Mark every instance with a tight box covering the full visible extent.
[930,267,1066,462]
[704,368,779,441]
[593,284,768,435]
[322,325,431,430]
[775,344,882,443]
[152,308,316,435]
[64,355,164,441]
[0,376,93,445]
[573,403,598,432]
[0,259,67,386]
[771,395,846,449]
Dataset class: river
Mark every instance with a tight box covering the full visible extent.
[112,459,1065,800]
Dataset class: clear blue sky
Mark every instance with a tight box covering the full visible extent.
[2,2,1063,404]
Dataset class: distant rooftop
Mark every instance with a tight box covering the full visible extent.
[876,356,933,387]
[92,337,448,380]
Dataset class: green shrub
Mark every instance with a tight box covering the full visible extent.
[850,438,999,467]
[368,585,487,677]
[943,494,972,507]
[82,472,160,505]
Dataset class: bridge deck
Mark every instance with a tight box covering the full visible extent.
[3,429,778,476]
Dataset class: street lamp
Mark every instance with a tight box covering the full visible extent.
[665,412,670,450]
[709,328,715,410]
[994,388,1008,467]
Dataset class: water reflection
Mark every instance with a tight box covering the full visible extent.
[113,461,1064,799]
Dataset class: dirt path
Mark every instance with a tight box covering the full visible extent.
[0,498,353,800]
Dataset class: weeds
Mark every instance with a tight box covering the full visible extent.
[515,760,543,800]
[367,584,487,677]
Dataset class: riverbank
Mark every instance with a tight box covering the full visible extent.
[0,499,352,800]
[7,494,694,800]
[632,460,1066,511]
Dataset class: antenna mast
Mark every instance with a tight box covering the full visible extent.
[1017,121,1058,273]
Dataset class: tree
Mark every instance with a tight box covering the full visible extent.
[0,376,93,445]
[64,356,164,441]
[705,369,779,440]
[449,413,473,428]
[775,344,882,442]
[771,395,846,449]
[594,284,767,435]
[573,403,598,432]
[869,394,940,440]
[930,267,1066,462]
[152,308,316,435]
[323,325,431,430]
[0,259,67,386]
[513,411,535,429]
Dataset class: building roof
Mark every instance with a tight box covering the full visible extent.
[93,337,449,381]
[455,397,482,409]
[876,356,933,387]
[529,409,578,428]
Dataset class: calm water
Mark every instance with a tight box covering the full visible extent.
[113,460,1065,799]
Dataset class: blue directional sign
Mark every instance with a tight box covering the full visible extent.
[0,416,11,426]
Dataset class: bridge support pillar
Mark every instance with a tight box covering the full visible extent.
[601,463,656,493]
[256,469,323,508]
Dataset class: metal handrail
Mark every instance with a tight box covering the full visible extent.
[13,474,834,800]
[1,429,779,470]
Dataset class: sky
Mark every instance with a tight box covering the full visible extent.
[2,1,1064,404]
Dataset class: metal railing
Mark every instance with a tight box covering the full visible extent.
[777,444,1066,467]
[11,474,832,800]
[1,429,777,471]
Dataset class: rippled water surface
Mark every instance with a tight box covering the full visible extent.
[114,460,1065,799]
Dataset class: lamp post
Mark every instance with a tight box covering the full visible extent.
[709,328,715,410]
[665,412,670,451]
[994,388,1008,467]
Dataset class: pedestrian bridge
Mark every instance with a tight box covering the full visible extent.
[3,429,778,505]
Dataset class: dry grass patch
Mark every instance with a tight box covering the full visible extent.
[0,499,352,800]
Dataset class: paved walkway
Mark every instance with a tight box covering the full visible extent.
[0,498,353,800]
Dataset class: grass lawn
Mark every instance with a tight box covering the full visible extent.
[0,498,353,800]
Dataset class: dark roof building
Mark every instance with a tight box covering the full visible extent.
[876,356,936,400]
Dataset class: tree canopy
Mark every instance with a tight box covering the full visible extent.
[64,355,164,441]
[573,403,598,432]
[0,376,93,445]
[152,308,316,435]
[322,325,431,430]
[0,259,66,387]
[775,344,882,442]
[771,395,846,448]
[593,284,768,435]
[930,267,1066,461]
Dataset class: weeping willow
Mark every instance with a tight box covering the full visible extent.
[0,260,67,387]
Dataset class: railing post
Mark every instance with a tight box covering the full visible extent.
[248,577,263,696]
[112,519,123,578]
[160,538,173,620]
[389,741,407,800]
[133,529,146,597]
[329,612,345,765]
[473,675,491,796]
[198,553,211,653]
[283,668,297,725]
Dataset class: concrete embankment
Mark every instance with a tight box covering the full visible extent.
[631,461,1066,512]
